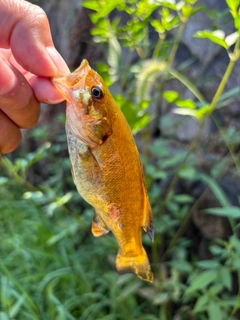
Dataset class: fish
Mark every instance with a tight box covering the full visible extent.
[52,60,154,282]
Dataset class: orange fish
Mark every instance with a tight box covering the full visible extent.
[52,60,154,282]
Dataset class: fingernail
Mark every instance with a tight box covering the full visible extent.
[46,47,70,76]
[0,59,16,95]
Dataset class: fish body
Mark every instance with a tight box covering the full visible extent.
[52,60,154,282]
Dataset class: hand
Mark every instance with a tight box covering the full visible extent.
[0,0,69,155]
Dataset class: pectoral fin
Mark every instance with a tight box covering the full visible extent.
[92,211,109,237]
[82,117,112,146]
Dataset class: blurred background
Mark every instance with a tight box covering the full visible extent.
[1,0,240,319]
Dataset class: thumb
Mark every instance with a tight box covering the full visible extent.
[0,0,69,77]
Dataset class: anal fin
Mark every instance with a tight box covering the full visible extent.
[92,211,109,237]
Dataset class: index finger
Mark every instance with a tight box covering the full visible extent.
[0,0,69,77]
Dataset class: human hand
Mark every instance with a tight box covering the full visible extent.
[0,0,69,156]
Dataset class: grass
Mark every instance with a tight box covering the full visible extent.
[0,162,157,319]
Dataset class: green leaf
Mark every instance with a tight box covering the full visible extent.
[170,69,206,104]
[26,142,51,168]
[208,284,223,295]
[176,99,196,109]
[178,167,197,179]
[234,15,240,33]
[114,95,150,133]
[232,257,240,269]
[9,296,25,318]
[207,300,223,320]
[157,1,177,11]
[186,270,217,295]
[219,267,232,291]
[82,1,100,11]
[226,0,239,11]
[150,19,164,33]
[196,260,220,269]
[181,4,193,19]
[226,0,239,18]
[194,30,228,49]
[132,113,151,134]
[0,312,10,320]
[96,63,112,87]
[163,90,179,103]
[174,194,194,204]
[194,294,208,312]
[117,282,142,302]
[148,139,170,157]
[199,174,230,207]
[203,207,240,219]
[15,158,28,172]
[0,177,8,185]
[196,105,210,119]
[91,1,120,21]
[138,100,150,110]
[169,260,193,273]
[160,152,187,169]
[209,245,225,256]
[153,293,169,305]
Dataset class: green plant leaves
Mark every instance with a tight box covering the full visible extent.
[203,207,240,219]
[163,90,179,103]
[207,300,223,320]
[185,270,217,295]
[194,30,228,48]
[114,94,150,133]
[226,0,240,34]
[195,25,240,49]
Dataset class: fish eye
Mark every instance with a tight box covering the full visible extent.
[91,86,104,99]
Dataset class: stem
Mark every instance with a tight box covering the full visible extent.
[165,21,186,75]
[1,157,39,192]
[212,115,240,172]
[208,64,237,115]
[152,34,165,59]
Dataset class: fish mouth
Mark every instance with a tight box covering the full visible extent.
[52,59,91,103]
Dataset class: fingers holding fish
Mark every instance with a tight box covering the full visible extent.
[0,0,70,155]
[28,76,65,104]
[0,109,21,154]
[0,0,69,77]
[0,55,40,130]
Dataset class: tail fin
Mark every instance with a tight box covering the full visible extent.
[116,249,153,282]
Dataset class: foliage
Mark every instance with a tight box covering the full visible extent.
[1,0,240,319]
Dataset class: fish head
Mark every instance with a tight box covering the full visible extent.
[52,59,109,121]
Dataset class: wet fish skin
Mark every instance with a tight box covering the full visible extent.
[52,60,154,282]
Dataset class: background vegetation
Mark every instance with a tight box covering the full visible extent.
[1,0,240,319]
